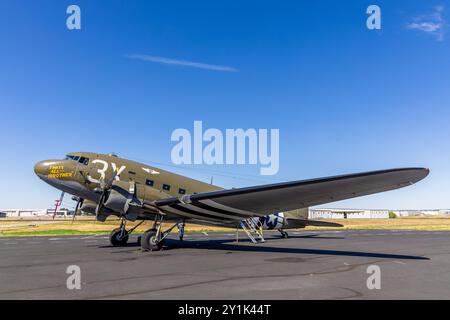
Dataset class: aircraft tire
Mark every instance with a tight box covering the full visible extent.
[110,228,129,247]
[141,229,164,251]
[280,230,289,238]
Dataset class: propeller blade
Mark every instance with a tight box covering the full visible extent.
[71,198,83,224]
[95,192,106,218]
[99,168,119,190]
[95,169,120,220]
[105,169,119,189]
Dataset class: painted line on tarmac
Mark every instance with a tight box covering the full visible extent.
[80,235,98,239]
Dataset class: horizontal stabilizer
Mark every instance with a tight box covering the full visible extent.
[303,219,343,227]
[284,218,343,229]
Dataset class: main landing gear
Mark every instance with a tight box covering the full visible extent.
[140,215,182,251]
[109,219,144,247]
[109,216,183,251]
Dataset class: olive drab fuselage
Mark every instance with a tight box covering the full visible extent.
[34,152,221,220]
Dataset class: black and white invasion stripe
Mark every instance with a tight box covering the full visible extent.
[159,199,257,222]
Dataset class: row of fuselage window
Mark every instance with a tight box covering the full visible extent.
[145,179,187,195]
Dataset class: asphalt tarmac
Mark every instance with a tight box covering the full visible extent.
[0,230,449,299]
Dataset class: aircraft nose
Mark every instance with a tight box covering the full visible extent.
[34,160,49,176]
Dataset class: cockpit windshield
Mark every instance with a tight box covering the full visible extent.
[65,155,89,165]
[65,155,80,161]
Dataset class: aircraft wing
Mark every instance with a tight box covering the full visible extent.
[155,168,429,221]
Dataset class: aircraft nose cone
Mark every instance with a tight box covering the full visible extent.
[34,160,49,176]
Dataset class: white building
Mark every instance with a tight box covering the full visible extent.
[0,208,73,218]
[392,209,450,217]
[309,208,389,219]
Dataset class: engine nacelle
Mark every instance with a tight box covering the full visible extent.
[80,199,97,214]
[80,199,116,217]
[100,180,166,220]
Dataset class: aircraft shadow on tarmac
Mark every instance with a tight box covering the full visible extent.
[110,234,429,261]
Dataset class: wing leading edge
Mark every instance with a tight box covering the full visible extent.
[155,168,429,221]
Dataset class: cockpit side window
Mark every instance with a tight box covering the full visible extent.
[78,157,89,165]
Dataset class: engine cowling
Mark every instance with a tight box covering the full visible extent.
[80,199,116,218]
[103,183,129,214]
[99,180,166,220]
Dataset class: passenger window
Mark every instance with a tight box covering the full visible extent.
[178,188,186,195]
[145,179,154,187]
[78,157,89,165]
[162,184,171,191]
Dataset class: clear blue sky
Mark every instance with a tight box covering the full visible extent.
[0,1,449,210]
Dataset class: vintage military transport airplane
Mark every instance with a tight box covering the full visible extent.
[34,152,429,251]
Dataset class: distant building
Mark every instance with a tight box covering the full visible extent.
[0,208,74,218]
[392,209,450,217]
[309,208,389,219]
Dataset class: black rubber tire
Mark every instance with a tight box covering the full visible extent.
[141,229,164,251]
[110,228,129,246]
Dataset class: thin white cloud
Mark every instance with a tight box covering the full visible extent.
[407,6,447,41]
[127,54,238,72]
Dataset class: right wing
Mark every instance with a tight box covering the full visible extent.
[155,167,429,222]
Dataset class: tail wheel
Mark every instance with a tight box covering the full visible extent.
[110,227,129,246]
[279,230,289,238]
[141,229,164,251]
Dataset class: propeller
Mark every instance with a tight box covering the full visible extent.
[95,169,120,218]
[71,197,84,224]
